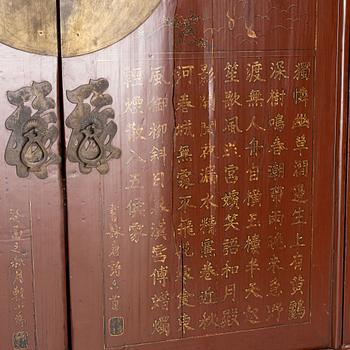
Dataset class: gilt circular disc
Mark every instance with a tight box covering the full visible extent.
[60,0,161,57]
[0,0,161,57]
[0,0,58,56]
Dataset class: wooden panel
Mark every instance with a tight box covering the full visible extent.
[173,33,315,341]
[63,2,179,349]
[64,1,345,349]
[0,44,67,350]
[342,0,350,347]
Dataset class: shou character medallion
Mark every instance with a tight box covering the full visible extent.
[65,78,121,175]
[4,81,60,179]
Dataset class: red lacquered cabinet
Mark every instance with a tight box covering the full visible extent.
[0,1,350,350]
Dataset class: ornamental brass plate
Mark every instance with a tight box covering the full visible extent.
[65,78,121,174]
[0,0,161,57]
[4,81,60,179]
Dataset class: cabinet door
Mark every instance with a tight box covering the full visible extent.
[61,1,347,350]
[0,1,68,350]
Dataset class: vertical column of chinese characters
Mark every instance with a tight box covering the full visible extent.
[174,63,198,336]
[9,209,33,350]
[122,63,175,340]
[198,59,243,333]
[122,66,149,339]
[264,59,291,325]
[123,66,148,248]
[236,59,268,327]
[197,61,229,334]
[148,65,174,339]
[105,204,125,337]
[287,60,313,322]
[150,223,170,341]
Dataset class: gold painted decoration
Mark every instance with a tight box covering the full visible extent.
[0,0,161,57]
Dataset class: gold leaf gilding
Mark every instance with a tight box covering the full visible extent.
[0,0,161,57]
